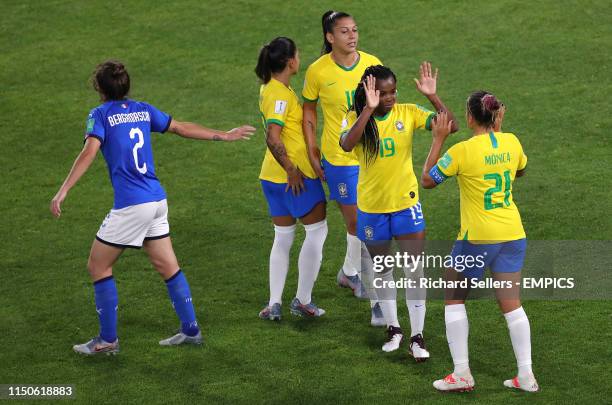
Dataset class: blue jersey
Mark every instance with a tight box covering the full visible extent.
[85,99,172,209]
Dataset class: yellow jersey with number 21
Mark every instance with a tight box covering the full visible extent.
[435,132,527,242]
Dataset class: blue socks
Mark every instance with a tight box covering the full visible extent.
[92,270,199,341]
[165,270,199,336]
[94,276,118,343]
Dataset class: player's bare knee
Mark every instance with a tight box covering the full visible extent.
[87,259,111,279]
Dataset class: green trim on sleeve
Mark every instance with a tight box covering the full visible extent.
[266,119,285,127]
[436,164,450,179]
[302,96,318,103]
[425,113,435,130]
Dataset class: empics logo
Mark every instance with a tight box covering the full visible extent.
[274,100,287,114]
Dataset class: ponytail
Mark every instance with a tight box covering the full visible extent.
[255,37,297,84]
[255,45,272,83]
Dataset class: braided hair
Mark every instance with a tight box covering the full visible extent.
[352,65,396,166]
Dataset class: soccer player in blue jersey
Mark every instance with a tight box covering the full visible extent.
[50,60,255,355]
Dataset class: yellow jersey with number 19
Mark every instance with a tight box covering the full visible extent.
[302,51,382,166]
[342,103,435,213]
[259,78,317,183]
[435,132,527,241]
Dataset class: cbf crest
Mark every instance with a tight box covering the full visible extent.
[364,226,374,240]
[395,120,405,131]
[338,182,348,198]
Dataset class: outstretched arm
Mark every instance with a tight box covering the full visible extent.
[340,75,379,152]
[168,119,255,141]
[50,137,101,217]
[421,111,453,189]
[414,61,459,133]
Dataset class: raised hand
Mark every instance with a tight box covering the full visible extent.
[431,111,453,141]
[364,74,380,110]
[225,125,256,141]
[414,61,438,97]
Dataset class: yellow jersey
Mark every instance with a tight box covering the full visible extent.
[259,78,317,183]
[342,103,435,213]
[435,132,528,241]
[302,51,383,166]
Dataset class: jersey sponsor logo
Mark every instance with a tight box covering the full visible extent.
[121,103,128,108]
[86,118,95,133]
[395,120,404,131]
[340,118,348,130]
[439,152,452,169]
[274,100,287,114]
[338,182,348,197]
[364,226,374,240]
[484,152,511,166]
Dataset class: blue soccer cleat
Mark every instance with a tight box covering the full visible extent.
[289,297,326,317]
[259,303,282,321]
[371,302,386,327]
[337,268,368,298]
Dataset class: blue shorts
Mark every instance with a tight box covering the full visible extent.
[357,202,426,242]
[261,178,326,218]
[321,158,358,205]
[450,238,527,279]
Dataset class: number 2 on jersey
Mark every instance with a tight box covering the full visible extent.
[483,170,511,210]
[129,127,147,174]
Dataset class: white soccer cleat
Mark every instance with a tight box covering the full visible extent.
[73,336,119,356]
[433,372,475,392]
[159,330,203,346]
[504,375,539,392]
[382,326,403,352]
[408,333,430,362]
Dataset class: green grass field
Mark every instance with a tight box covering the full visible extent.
[1,0,611,403]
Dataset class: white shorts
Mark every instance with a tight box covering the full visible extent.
[96,199,170,249]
